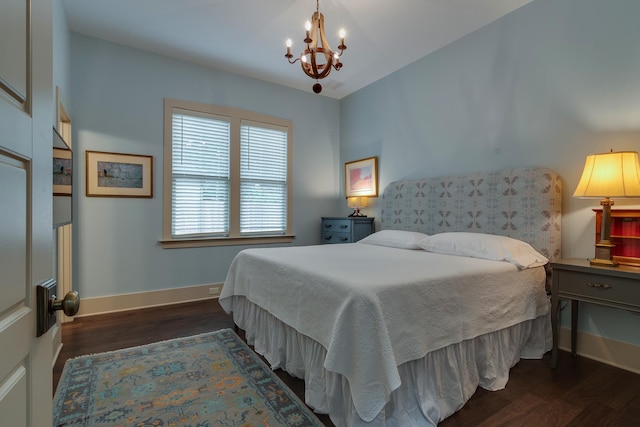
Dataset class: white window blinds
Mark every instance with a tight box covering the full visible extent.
[169,107,290,241]
[171,111,230,237]
[240,121,288,235]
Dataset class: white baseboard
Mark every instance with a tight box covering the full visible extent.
[559,326,640,374]
[74,283,223,317]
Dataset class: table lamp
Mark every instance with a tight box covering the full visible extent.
[573,150,640,266]
[347,196,368,217]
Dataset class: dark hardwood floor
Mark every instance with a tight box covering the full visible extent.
[53,300,640,426]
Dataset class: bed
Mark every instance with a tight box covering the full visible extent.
[219,166,562,426]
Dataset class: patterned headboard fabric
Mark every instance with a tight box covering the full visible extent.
[380,166,562,262]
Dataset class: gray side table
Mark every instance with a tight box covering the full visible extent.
[550,258,640,368]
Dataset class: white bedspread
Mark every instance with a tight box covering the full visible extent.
[219,243,548,422]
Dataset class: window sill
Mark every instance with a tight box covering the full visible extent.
[160,235,295,249]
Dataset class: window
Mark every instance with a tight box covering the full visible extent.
[162,99,293,247]
[240,121,289,235]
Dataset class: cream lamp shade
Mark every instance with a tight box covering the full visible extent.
[573,151,640,198]
[347,196,367,217]
[573,150,640,266]
[347,196,368,209]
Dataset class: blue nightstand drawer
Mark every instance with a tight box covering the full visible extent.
[322,231,351,244]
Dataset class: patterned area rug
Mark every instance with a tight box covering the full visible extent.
[53,328,324,426]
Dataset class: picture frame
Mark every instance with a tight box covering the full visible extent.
[53,147,73,196]
[345,156,378,197]
[86,150,153,198]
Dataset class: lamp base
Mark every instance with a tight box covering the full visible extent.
[590,243,619,267]
[348,208,366,217]
[590,198,619,267]
[589,258,619,267]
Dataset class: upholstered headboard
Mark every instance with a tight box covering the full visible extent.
[380,166,562,262]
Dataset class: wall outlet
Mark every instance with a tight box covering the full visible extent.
[209,286,220,296]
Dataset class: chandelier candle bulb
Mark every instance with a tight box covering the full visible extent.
[339,29,346,50]
[285,39,292,58]
[305,21,312,44]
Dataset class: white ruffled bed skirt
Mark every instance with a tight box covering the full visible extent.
[227,296,552,427]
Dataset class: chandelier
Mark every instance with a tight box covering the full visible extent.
[285,0,347,94]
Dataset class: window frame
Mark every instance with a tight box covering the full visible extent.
[161,98,294,248]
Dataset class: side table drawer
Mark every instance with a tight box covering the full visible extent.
[322,219,352,232]
[322,232,351,244]
[557,270,640,308]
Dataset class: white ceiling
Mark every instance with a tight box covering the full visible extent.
[62,0,533,99]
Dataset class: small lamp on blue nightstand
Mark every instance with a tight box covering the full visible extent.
[347,196,368,217]
[573,150,640,266]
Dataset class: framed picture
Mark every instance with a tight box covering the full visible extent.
[86,151,153,198]
[345,156,378,197]
[53,148,73,196]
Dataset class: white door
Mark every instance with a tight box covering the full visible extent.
[0,0,54,425]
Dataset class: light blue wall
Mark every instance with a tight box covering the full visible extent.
[340,0,640,346]
[70,33,342,298]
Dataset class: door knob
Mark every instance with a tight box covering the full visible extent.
[50,290,80,316]
[37,280,80,336]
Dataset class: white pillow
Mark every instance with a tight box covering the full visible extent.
[358,230,429,250]
[417,232,548,269]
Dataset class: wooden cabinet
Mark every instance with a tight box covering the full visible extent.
[321,217,374,244]
[594,209,640,267]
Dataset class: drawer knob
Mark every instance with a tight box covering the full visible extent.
[586,282,612,290]
[340,224,348,228]
[325,224,332,228]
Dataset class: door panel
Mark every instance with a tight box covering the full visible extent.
[0,0,28,105]
[0,155,27,314]
[0,156,30,384]
[0,366,27,427]
[0,153,30,427]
